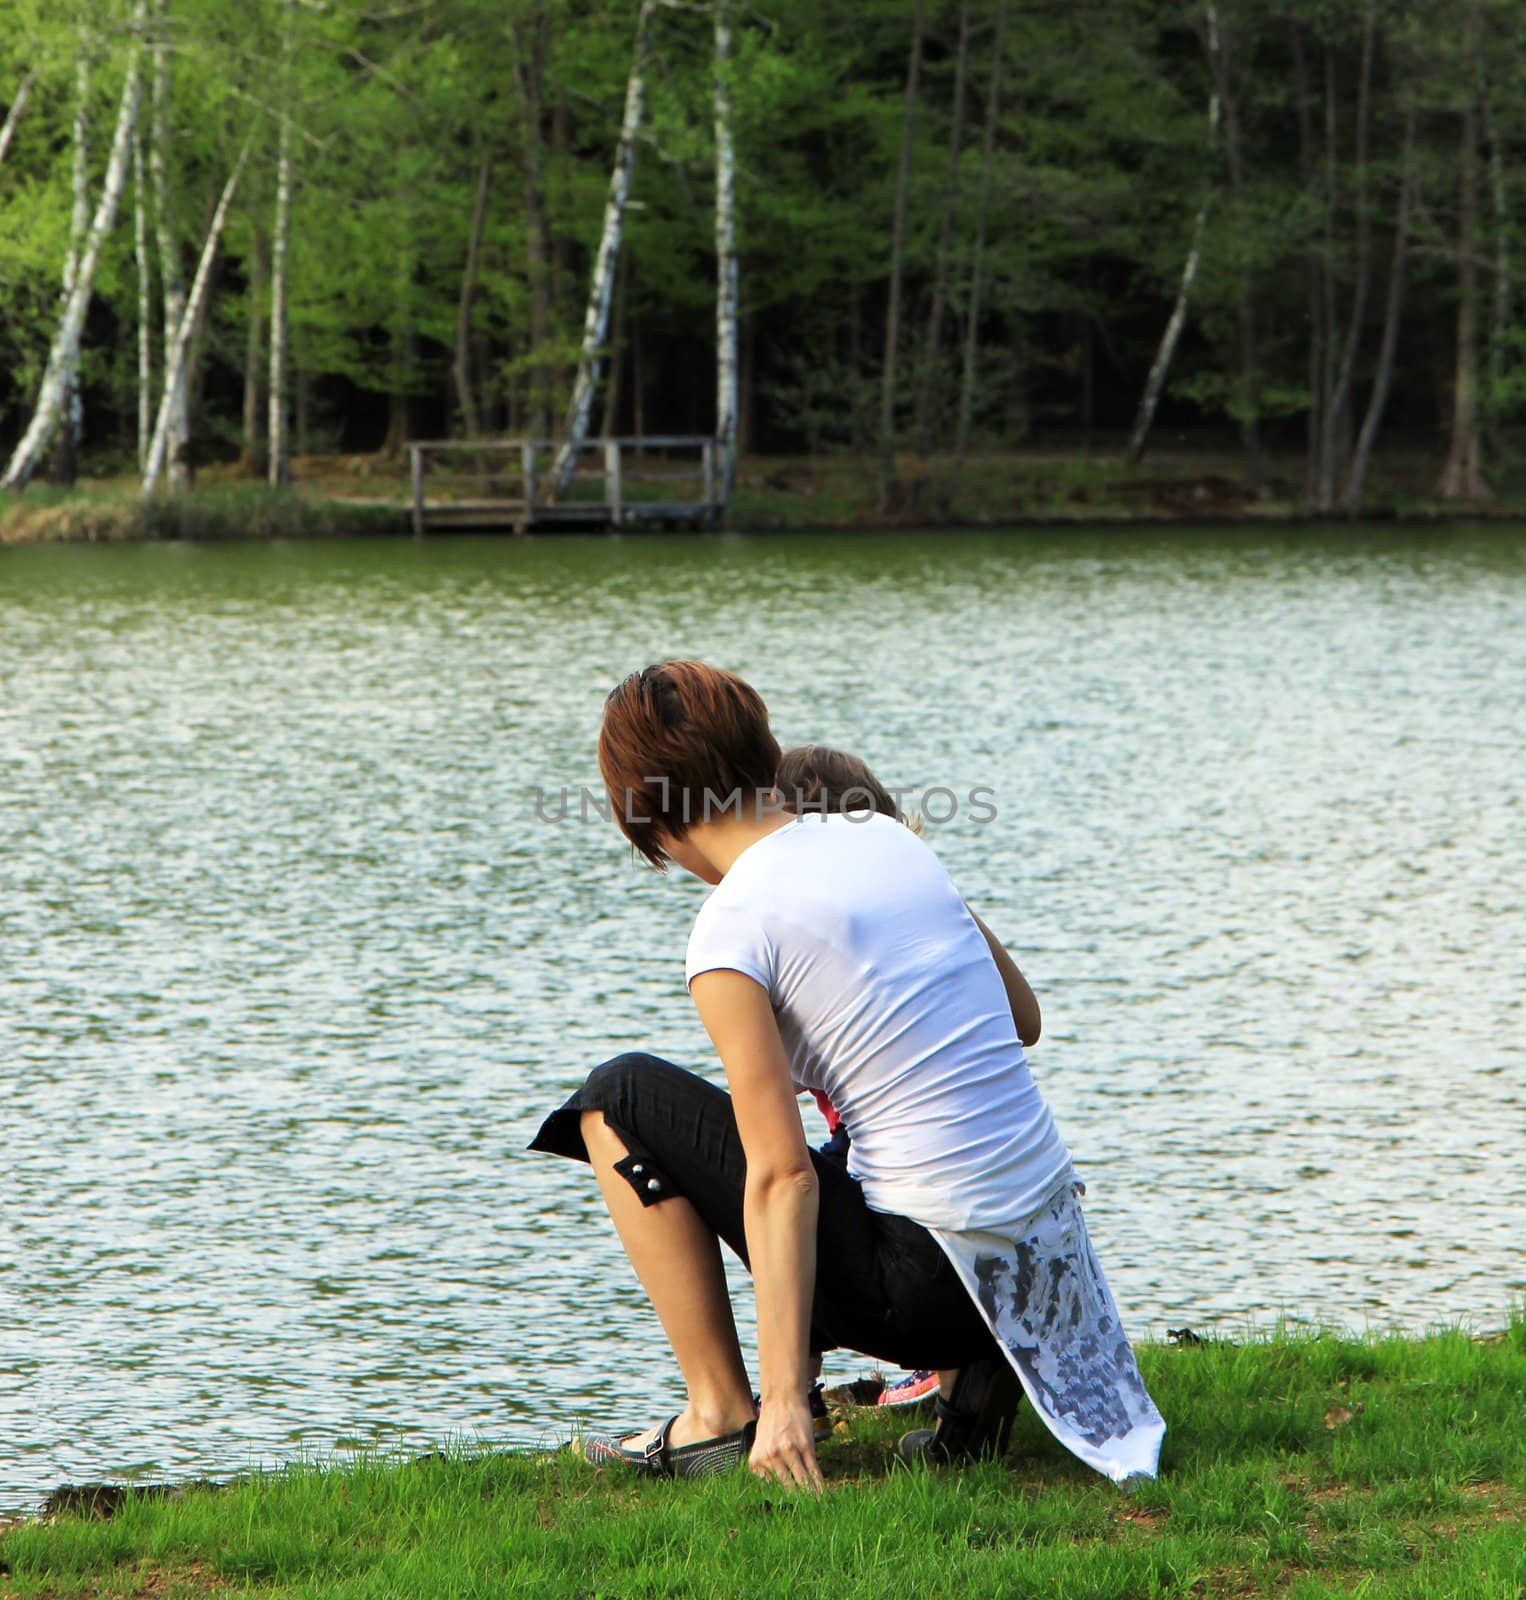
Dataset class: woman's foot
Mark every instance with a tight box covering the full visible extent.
[584,1410,757,1478]
[618,1399,756,1454]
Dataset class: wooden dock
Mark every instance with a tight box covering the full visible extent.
[405,436,724,535]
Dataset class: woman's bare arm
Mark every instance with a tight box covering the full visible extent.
[689,967,823,1491]
[966,906,1042,1046]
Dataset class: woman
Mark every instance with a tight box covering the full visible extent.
[529,661,1164,1490]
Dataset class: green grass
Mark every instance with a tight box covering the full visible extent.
[4,1318,1524,1599]
[0,483,404,544]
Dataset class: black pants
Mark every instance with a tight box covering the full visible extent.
[528,1052,1001,1372]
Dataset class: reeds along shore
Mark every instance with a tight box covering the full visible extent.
[3,1319,1523,1599]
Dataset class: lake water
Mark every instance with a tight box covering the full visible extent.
[1,527,1521,1514]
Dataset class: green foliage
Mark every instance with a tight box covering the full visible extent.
[5,0,1526,492]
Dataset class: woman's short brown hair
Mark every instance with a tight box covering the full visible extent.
[598,659,782,868]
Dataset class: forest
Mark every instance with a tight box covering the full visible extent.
[2,0,1523,515]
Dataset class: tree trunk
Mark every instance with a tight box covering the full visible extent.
[1128,0,1220,466]
[1438,19,1486,502]
[453,147,491,439]
[148,0,190,491]
[240,230,265,474]
[713,0,739,510]
[134,126,152,472]
[144,144,249,490]
[739,310,756,456]
[1202,12,1264,496]
[0,70,33,169]
[632,303,645,445]
[914,0,970,454]
[3,23,143,493]
[551,0,657,497]
[509,12,554,437]
[1318,13,1375,510]
[1289,22,1325,507]
[953,0,1006,479]
[878,0,926,504]
[602,242,629,442]
[48,46,92,486]
[1483,94,1510,459]
[268,13,294,491]
[1344,108,1416,512]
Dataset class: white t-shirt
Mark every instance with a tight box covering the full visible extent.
[684,810,1074,1231]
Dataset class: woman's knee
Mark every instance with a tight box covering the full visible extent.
[581,1051,681,1114]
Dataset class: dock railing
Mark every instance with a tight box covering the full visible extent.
[405,436,723,535]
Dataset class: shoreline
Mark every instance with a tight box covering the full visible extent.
[5,449,1526,545]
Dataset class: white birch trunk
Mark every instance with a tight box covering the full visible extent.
[2,28,143,492]
[713,0,738,511]
[143,143,249,491]
[53,47,92,480]
[151,0,189,490]
[268,89,293,488]
[0,70,34,169]
[134,126,152,471]
[551,0,657,498]
[1126,0,1220,465]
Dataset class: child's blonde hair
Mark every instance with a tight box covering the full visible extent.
[775,744,922,833]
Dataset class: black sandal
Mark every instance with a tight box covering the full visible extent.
[582,1413,757,1479]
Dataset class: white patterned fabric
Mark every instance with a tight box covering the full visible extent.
[929,1180,1166,1484]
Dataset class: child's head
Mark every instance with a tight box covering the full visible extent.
[775,744,919,831]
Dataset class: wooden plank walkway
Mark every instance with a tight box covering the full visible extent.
[405,436,724,535]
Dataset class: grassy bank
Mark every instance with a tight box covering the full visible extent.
[0,483,404,545]
[3,1319,1523,1599]
[4,443,1525,544]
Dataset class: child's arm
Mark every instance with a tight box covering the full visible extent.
[965,906,1042,1046]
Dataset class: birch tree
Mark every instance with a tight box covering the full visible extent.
[2,15,144,493]
[150,0,189,490]
[268,2,295,489]
[0,70,34,171]
[134,125,152,470]
[49,45,92,484]
[1127,0,1220,465]
[551,0,657,498]
[143,142,250,490]
[713,0,738,509]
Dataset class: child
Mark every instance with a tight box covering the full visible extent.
[773,744,1040,1413]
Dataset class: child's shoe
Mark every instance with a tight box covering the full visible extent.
[875,1369,940,1409]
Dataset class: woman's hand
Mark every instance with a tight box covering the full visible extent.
[750,1394,824,1492]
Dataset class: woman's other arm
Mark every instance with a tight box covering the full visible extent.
[689,968,823,1491]
[966,906,1042,1046]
